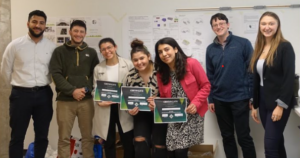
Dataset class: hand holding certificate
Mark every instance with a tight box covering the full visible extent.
[94,81,122,103]
[120,87,152,111]
[154,98,187,123]
[147,96,155,111]
[97,101,114,107]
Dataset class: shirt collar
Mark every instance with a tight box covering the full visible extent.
[213,31,232,45]
[26,34,44,43]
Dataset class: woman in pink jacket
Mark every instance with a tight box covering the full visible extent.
[154,37,211,158]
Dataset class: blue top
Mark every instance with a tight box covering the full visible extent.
[206,31,253,103]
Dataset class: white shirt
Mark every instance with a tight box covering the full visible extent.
[0,34,56,87]
[106,64,119,82]
[256,59,265,86]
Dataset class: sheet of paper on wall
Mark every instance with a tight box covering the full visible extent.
[43,16,116,51]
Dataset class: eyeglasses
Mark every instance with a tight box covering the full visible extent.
[100,46,114,52]
[212,22,226,28]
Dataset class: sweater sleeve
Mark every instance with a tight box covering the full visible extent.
[88,50,100,92]
[189,59,211,109]
[243,39,254,98]
[49,48,76,96]
[205,46,214,103]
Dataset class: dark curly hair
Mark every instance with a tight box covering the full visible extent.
[130,38,151,59]
[154,37,188,85]
[70,20,86,31]
[28,10,47,22]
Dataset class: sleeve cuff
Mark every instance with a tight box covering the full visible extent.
[66,87,76,96]
[250,98,253,104]
[208,96,213,104]
[275,99,288,109]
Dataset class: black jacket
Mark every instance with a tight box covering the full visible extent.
[253,42,296,110]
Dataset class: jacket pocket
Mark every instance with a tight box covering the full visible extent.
[184,72,199,96]
[184,72,198,87]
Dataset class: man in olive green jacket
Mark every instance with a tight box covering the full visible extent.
[49,20,99,158]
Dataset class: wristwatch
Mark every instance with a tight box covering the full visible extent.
[84,87,89,93]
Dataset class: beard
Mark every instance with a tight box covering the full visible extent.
[71,37,83,45]
[29,27,44,38]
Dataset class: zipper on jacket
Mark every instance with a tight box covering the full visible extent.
[76,48,79,66]
[222,45,225,68]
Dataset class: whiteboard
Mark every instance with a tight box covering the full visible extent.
[122,12,262,68]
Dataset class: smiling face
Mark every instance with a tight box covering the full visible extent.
[131,51,151,72]
[211,18,230,38]
[157,44,178,68]
[259,15,278,40]
[27,15,46,38]
[100,42,117,60]
[69,26,86,45]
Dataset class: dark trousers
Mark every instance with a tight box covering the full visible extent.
[259,87,291,158]
[133,111,168,158]
[105,104,134,158]
[9,86,53,158]
[214,99,256,158]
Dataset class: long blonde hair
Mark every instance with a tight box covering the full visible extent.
[250,11,287,72]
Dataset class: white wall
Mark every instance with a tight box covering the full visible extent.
[11,0,300,157]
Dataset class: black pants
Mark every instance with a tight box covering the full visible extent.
[133,111,168,158]
[105,104,134,158]
[9,86,53,158]
[259,86,291,158]
[214,99,256,158]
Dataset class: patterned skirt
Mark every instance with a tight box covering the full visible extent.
[166,113,204,151]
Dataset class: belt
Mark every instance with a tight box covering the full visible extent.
[12,85,49,91]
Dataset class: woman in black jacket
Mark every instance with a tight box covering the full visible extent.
[250,11,296,158]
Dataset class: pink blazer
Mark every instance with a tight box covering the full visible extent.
[157,58,211,117]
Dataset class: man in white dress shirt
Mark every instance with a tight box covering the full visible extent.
[0,10,56,158]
